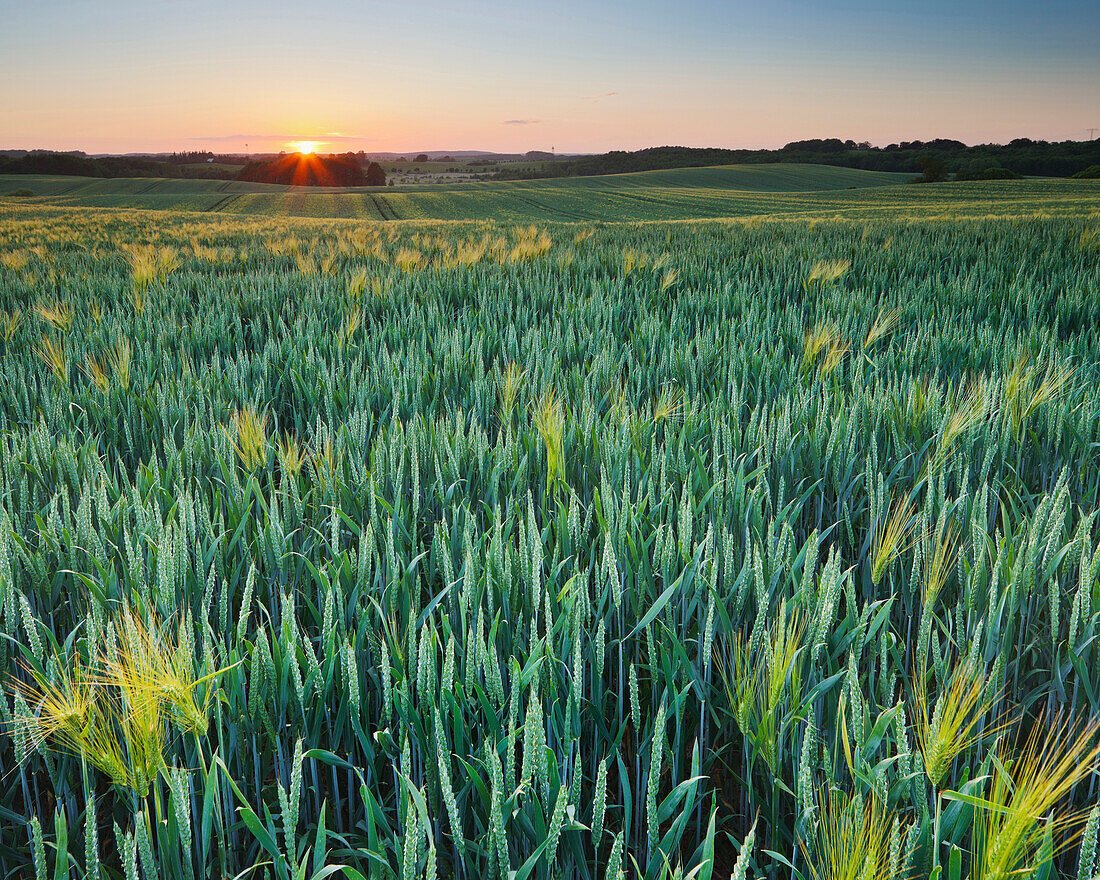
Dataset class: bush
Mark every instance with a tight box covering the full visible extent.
[365,161,386,187]
[1071,165,1100,179]
[916,154,948,183]
[954,167,1022,181]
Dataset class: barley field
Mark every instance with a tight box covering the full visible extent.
[2,194,1100,880]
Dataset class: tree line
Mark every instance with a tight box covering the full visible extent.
[492,138,1100,181]
[0,152,239,179]
[236,153,386,187]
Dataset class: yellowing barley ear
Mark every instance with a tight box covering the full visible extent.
[453,240,487,266]
[109,609,238,740]
[337,306,363,351]
[499,362,526,425]
[8,650,161,797]
[309,436,337,494]
[126,244,159,294]
[8,656,97,758]
[107,337,131,389]
[966,712,1100,880]
[913,658,997,789]
[532,387,565,494]
[923,520,960,608]
[35,300,74,333]
[799,789,893,880]
[126,244,177,295]
[348,267,368,300]
[278,433,305,477]
[157,245,180,277]
[84,355,110,392]
[802,321,843,376]
[1005,352,1075,440]
[230,406,268,471]
[394,247,423,271]
[864,306,901,349]
[937,377,991,466]
[659,267,679,294]
[871,494,915,584]
[0,250,30,272]
[0,308,23,342]
[36,335,68,384]
[820,338,849,377]
[89,300,103,326]
[652,386,683,425]
[804,259,851,291]
[718,607,805,774]
[506,226,552,263]
[621,248,639,276]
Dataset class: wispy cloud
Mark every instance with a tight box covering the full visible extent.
[187,133,378,143]
[502,119,541,126]
[580,91,618,102]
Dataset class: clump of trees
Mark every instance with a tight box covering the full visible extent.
[236,153,385,187]
[166,151,215,164]
[365,161,386,186]
[916,155,948,183]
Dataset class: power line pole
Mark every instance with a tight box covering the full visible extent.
[1089,128,1098,141]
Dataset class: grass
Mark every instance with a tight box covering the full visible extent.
[0,189,1099,879]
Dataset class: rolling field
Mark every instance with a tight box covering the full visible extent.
[2,165,1097,222]
[2,188,1100,880]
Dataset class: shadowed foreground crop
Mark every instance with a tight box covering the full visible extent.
[1,200,1100,879]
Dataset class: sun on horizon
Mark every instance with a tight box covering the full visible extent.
[292,141,317,154]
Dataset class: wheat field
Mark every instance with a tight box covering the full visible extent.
[2,166,1097,221]
[1,196,1100,879]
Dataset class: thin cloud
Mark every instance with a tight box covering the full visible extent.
[187,133,378,143]
[502,119,541,125]
[581,92,618,102]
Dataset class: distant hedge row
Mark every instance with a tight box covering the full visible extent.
[494,138,1100,181]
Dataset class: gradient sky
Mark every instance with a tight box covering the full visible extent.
[2,0,1098,154]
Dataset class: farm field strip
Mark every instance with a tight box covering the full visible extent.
[3,168,1098,222]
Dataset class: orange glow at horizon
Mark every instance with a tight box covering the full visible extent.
[292,141,317,154]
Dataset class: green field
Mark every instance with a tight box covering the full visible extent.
[2,164,1097,222]
[2,183,1100,880]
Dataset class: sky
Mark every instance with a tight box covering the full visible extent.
[2,0,1098,155]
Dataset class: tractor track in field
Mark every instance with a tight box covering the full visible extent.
[52,182,90,196]
[206,194,243,213]
[378,195,400,220]
[369,194,397,220]
[507,193,587,222]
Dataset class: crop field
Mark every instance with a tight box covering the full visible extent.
[2,166,1098,222]
[1,192,1100,880]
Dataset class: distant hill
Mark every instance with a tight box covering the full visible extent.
[237,153,384,187]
